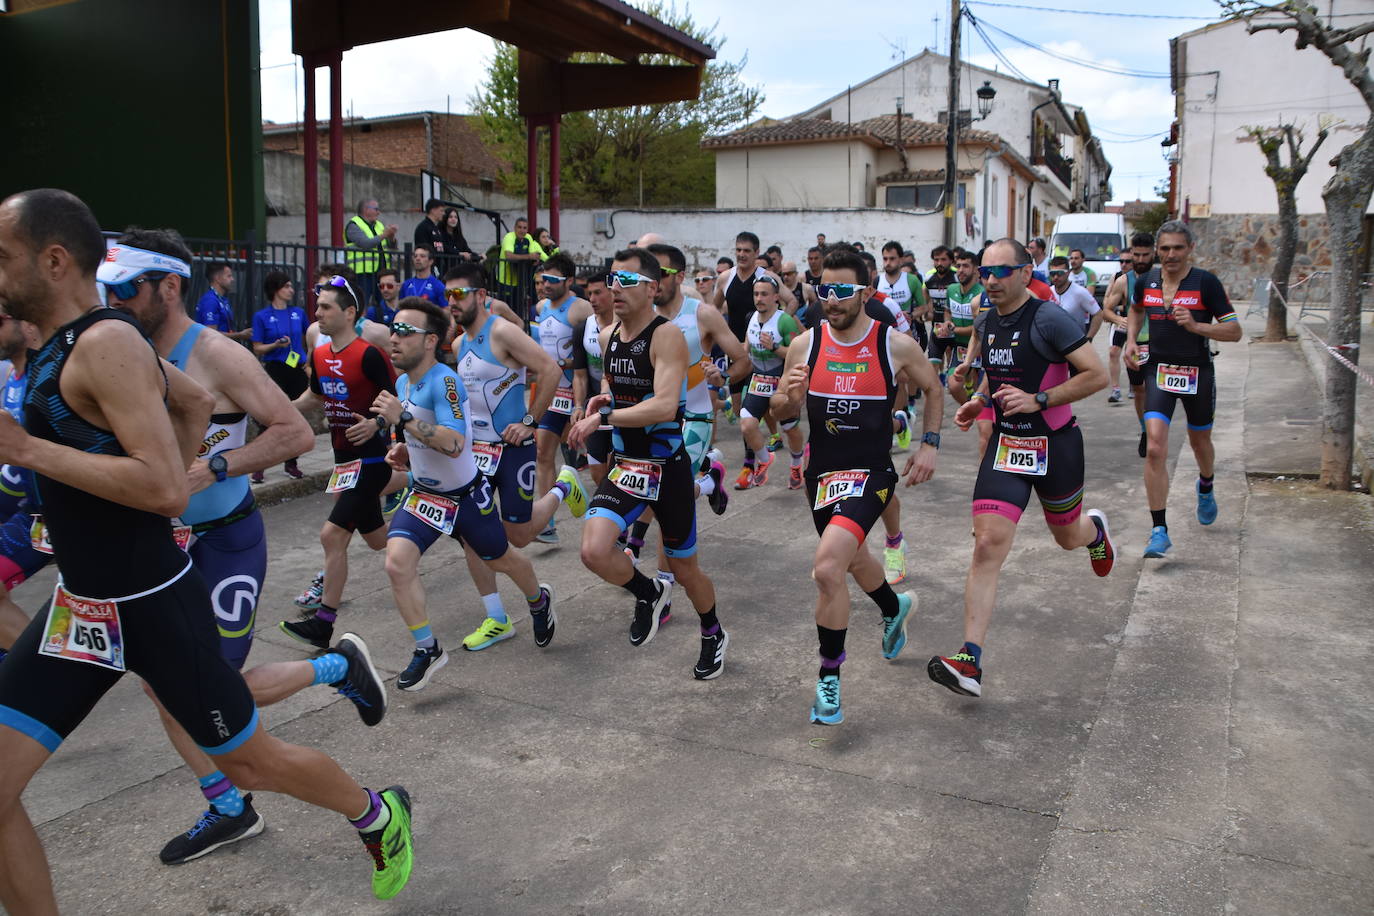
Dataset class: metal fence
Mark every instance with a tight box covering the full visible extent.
[106,230,611,331]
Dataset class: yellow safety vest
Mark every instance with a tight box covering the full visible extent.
[345,215,387,274]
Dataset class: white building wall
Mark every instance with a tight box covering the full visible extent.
[715,142,880,208]
[1175,3,1374,218]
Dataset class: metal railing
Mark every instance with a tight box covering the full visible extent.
[106,230,612,331]
[1249,270,1374,321]
[1034,140,1073,190]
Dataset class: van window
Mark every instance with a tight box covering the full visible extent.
[1051,233,1123,260]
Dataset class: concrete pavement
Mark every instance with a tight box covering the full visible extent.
[13,331,1374,914]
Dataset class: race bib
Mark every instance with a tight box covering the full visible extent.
[403,490,458,534]
[608,458,662,500]
[993,434,1048,476]
[29,515,53,555]
[39,583,125,672]
[1156,363,1198,395]
[747,374,779,398]
[472,440,503,476]
[550,386,575,416]
[326,459,362,493]
[172,525,193,552]
[813,469,869,510]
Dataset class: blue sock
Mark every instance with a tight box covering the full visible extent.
[199,770,245,817]
[962,641,983,668]
[409,622,436,649]
[482,592,507,624]
[309,652,349,686]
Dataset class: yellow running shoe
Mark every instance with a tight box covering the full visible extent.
[557,465,589,518]
[463,616,515,651]
[883,540,907,584]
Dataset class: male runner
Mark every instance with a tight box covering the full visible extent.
[876,240,929,351]
[280,277,396,649]
[771,247,943,725]
[736,275,803,490]
[568,247,728,680]
[0,313,44,654]
[1126,221,1241,559]
[373,297,558,687]
[530,253,593,544]
[102,231,389,864]
[572,271,617,487]
[371,268,400,325]
[711,232,794,412]
[1068,249,1097,291]
[449,262,586,651]
[305,264,392,352]
[928,239,1116,699]
[1106,233,1156,452]
[0,189,413,908]
[934,250,984,391]
[1047,256,1105,340]
[924,246,956,374]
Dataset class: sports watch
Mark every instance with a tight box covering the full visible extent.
[1034,392,1050,410]
[521,413,537,428]
[397,410,414,433]
[598,404,613,422]
[208,453,229,482]
[920,431,941,450]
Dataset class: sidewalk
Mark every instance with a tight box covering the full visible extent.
[17,333,1374,915]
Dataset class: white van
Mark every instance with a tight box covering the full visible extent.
[1049,213,1126,301]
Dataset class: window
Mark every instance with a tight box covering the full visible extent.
[886,183,966,210]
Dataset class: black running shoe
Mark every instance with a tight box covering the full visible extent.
[629,579,670,647]
[332,633,387,726]
[279,612,334,650]
[530,584,557,648]
[159,795,265,865]
[693,629,729,680]
[397,644,448,692]
[706,458,729,516]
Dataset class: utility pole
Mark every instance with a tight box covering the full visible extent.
[943,0,961,246]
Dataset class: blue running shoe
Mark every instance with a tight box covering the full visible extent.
[881,593,914,660]
[810,674,843,725]
[1143,525,1172,558]
[1196,482,1218,525]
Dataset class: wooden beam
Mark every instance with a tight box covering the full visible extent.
[517,52,703,116]
[293,0,512,56]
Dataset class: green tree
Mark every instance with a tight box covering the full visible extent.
[470,3,762,207]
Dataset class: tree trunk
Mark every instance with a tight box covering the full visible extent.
[1319,122,1374,489]
[1266,188,1298,340]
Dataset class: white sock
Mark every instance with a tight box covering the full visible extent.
[483,592,507,623]
[697,474,715,497]
[657,570,676,586]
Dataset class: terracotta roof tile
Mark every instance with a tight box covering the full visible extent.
[703,114,999,149]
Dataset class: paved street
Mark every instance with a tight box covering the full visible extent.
[16,333,1374,915]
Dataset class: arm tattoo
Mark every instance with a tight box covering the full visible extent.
[415,419,461,456]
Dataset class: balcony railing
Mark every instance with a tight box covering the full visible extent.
[1034,141,1073,190]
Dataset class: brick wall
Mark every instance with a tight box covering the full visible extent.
[262,113,504,190]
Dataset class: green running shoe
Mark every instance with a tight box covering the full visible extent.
[894,409,912,450]
[360,785,414,900]
[882,593,915,660]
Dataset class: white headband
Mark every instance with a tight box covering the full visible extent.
[96,244,192,286]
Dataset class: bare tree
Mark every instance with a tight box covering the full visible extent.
[1224,1,1374,489]
[1243,123,1328,340]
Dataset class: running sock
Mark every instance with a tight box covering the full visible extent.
[817,626,847,677]
[962,641,983,668]
[866,582,901,619]
[1151,509,1168,530]
[885,531,903,550]
[482,592,507,624]
[630,520,650,543]
[696,474,716,497]
[550,481,570,501]
[409,621,436,650]
[199,771,245,817]
[623,568,660,603]
[1198,474,1214,494]
[309,652,349,685]
[350,788,391,834]
[699,605,720,635]
[315,604,338,624]
[790,450,804,468]
[743,447,755,469]
[526,589,549,613]
[657,570,676,587]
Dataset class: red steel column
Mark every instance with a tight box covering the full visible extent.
[302,55,319,317]
[328,51,345,248]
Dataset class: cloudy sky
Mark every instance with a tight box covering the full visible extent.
[258,0,1236,204]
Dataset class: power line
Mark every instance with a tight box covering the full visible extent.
[963,8,1035,83]
[966,1,1217,21]
[970,12,1175,78]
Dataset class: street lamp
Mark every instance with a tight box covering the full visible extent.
[976,81,996,120]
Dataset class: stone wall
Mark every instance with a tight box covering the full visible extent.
[1189,212,1334,305]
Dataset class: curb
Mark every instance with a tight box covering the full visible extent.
[251,469,332,509]
[1293,328,1374,490]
